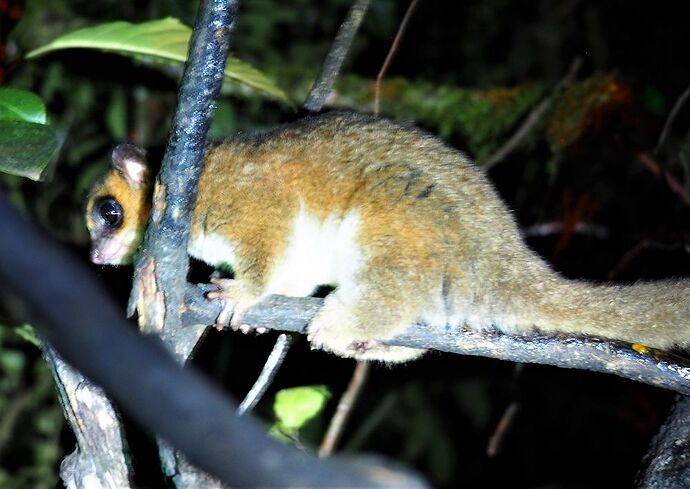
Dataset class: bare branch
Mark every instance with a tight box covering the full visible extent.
[128,0,237,360]
[237,333,292,416]
[635,150,690,207]
[374,0,420,117]
[482,57,582,169]
[638,395,690,488]
[44,348,132,489]
[121,2,239,484]
[486,402,520,458]
[304,0,372,112]
[182,291,690,396]
[319,361,370,457]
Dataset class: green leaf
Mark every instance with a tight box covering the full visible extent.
[27,18,290,103]
[0,88,47,124]
[0,89,57,180]
[0,121,58,180]
[15,324,42,348]
[223,57,291,104]
[273,385,331,431]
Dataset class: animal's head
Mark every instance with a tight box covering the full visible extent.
[85,144,151,265]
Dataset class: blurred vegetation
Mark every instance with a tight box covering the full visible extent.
[0,326,62,489]
[2,0,690,488]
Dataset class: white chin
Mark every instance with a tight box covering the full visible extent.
[90,245,128,265]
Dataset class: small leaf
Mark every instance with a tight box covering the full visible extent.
[222,57,290,104]
[0,120,58,180]
[27,18,192,63]
[27,18,289,103]
[15,324,42,348]
[0,88,47,124]
[273,385,331,431]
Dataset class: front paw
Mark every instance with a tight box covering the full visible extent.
[206,278,262,331]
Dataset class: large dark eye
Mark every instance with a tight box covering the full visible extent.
[96,197,123,229]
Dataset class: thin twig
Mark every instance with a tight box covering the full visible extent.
[319,361,371,457]
[635,150,690,206]
[608,239,650,280]
[237,333,292,416]
[482,57,582,169]
[655,83,690,155]
[486,402,520,457]
[374,0,421,117]
[304,0,372,112]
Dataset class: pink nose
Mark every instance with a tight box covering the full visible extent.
[90,247,105,264]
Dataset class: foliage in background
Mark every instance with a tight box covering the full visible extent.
[0,88,58,180]
[328,75,544,161]
[546,74,633,151]
[26,18,289,103]
[269,385,331,445]
[0,326,62,489]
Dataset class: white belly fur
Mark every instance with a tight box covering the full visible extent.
[188,206,363,299]
[267,206,363,297]
[188,232,239,267]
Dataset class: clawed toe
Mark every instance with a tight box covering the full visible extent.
[205,278,263,332]
[351,339,377,353]
[205,278,236,330]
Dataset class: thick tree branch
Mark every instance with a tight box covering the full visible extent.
[42,347,132,489]
[638,396,690,487]
[183,289,690,395]
[0,195,426,488]
[123,2,238,484]
[128,0,237,360]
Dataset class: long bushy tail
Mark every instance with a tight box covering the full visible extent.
[533,277,690,349]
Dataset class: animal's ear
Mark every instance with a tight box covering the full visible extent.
[112,143,149,189]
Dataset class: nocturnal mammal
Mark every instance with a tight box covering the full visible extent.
[86,111,690,362]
